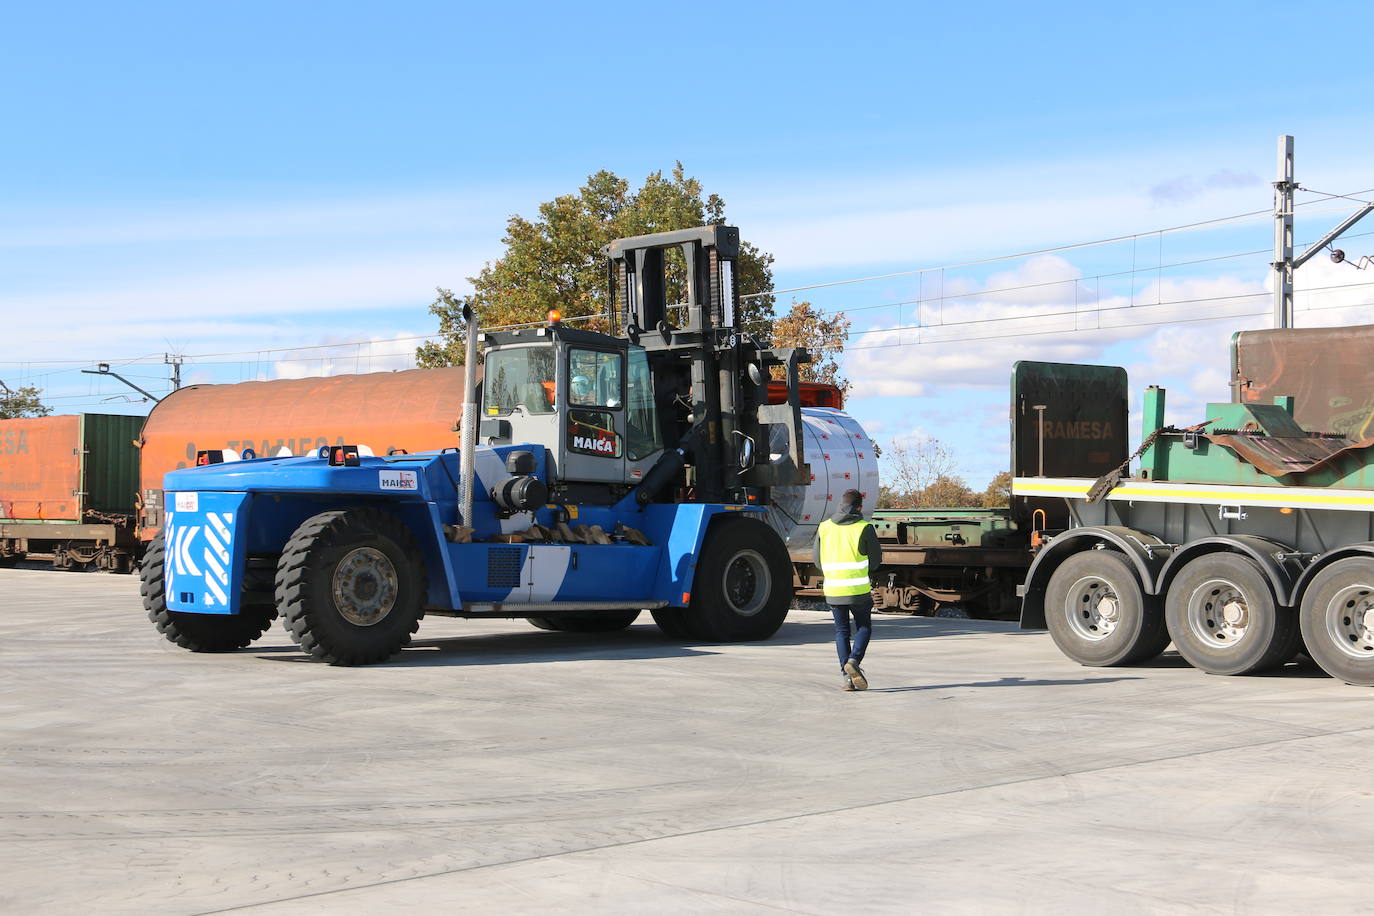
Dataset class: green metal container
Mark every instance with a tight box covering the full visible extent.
[80,414,145,516]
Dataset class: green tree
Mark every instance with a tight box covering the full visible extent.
[0,383,50,419]
[981,470,1013,507]
[770,299,851,394]
[417,163,775,368]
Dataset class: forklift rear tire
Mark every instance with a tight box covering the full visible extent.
[681,517,792,642]
[275,509,426,665]
[651,609,694,639]
[527,611,640,632]
[143,532,278,652]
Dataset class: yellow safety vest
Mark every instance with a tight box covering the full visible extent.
[818,518,872,598]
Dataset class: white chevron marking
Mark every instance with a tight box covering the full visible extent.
[203,546,226,584]
[178,525,202,577]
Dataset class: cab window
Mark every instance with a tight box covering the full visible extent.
[568,349,623,409]
[483,346,556,416]
[625,346,662,460]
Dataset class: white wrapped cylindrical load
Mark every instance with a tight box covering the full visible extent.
[765,408,879,558]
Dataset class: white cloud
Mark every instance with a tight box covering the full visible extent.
[843,255,1275,402]
[272,333,424,380]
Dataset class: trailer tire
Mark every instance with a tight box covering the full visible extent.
[1299,557,1374,685]
[681,517,792,642]
[1044,550,1169,666]
[528,611,640,632]
[275,509,426,666]
[142,533,278,652]
[1165,552,1299,676]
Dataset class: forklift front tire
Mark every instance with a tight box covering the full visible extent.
[275,509,426,665]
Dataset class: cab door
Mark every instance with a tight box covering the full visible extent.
[559,346,628,484]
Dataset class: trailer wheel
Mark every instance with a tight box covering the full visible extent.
[275,509,426,666]
[1299,557,1374,685]
[681,517,792,642]
[1044,550,1168,666]
[142,533,278,652]
[1165,552,1299,675]
[528,611,640,632]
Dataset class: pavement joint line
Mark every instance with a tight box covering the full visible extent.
[193,721,1374,914]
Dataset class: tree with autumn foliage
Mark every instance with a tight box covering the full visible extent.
[417,164,776,367]
[769,299,851,394]
[981,470,1013,507]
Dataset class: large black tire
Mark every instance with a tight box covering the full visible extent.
[651,608,695,639]
[1165,552,1299,675]
[1299,557,1374,685]
[679,517,792,642]
[527,610,641,632]
[275,509,426,665]
[1044,550,1169,666]
[142,533,278,652]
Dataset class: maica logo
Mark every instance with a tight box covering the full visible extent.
[573,435,616,454]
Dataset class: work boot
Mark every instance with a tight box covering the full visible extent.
[844,659,868,690]
[841,674,856,691]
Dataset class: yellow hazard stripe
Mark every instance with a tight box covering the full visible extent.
[1013,477,1374,508]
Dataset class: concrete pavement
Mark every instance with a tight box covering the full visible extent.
[0,567,1369,914]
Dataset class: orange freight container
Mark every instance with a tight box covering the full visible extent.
[137,368,467,539]
[0,415,82,521]
[1,413,145,569]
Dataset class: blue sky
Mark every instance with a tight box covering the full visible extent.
[6,1,1374,486]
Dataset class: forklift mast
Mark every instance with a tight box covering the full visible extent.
[602,225,810,502]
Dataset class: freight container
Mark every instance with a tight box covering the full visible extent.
[0,413,144,569]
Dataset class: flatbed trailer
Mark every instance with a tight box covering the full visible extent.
[1015,334,1374,685]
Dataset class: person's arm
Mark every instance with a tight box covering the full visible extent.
[812,529,822,572]
[861,524,883,576]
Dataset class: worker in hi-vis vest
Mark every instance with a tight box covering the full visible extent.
[812,488,883,691]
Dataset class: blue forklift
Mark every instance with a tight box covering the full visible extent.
[142,226,814,664]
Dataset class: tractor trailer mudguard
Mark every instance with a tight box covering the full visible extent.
[1154,535,1305,608]
[1018,525,1167,629]
[1291,542,1374,608]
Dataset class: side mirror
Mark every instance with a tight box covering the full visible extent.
[735,431,756,471]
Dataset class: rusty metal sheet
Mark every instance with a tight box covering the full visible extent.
[1207,432,1374,478]
[138,368,466,539]
[1232,324,1374,439]
[0,415,83,521]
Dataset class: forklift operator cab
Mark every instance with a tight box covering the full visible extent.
[480,326,664,489]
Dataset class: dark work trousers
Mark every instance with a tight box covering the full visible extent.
[829,595,873,670]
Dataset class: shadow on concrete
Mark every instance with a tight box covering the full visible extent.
[868,674,1144,693]
[258,626,719,667]
[1131,651,1193,669]
[767,612,1030,648]
[253,609,1026,667]
[1133,649,1333,680]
